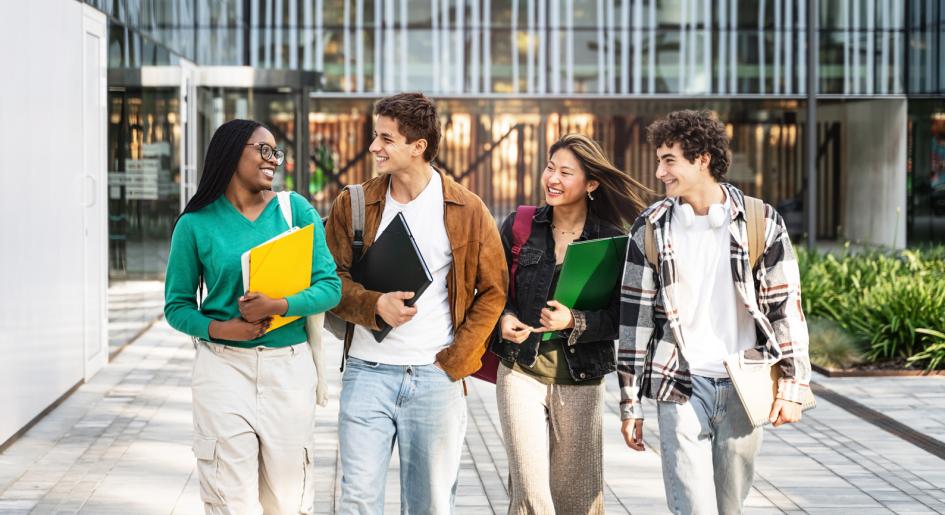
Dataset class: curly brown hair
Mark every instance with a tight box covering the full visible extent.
[645,110,731,181]
[374,93,441,162]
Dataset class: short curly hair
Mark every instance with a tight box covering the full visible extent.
[645,110,731,181]
[374,93,441,162]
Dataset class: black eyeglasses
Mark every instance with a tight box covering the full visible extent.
[246,142,286,165]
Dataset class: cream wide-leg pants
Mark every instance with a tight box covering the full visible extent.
[191,340,317,515]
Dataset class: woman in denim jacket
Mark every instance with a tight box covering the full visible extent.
[491,134,649,514]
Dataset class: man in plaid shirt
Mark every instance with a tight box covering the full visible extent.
[618,110,811,514]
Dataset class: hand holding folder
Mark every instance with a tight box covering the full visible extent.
[540,235,629,340]
[351,212,433,342]
[241,224,314,333]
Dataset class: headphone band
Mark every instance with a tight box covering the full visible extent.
[674,200,727,228]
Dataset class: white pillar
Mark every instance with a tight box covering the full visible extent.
[538,0,546,93]
[597,0,605,94]
[566,0,574,93]
[758,0,766,94]
[456,0,466,92]
[512,0,520,93]
[471,0,481,94]
[551,0,561,94]
[633,0,642,94]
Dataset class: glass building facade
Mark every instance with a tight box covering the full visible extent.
[79,0,945,280]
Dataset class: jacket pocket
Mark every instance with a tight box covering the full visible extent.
[514,248,544,308]
[192,435,224,506]
[299,443,316,514]
[517,247,543,267]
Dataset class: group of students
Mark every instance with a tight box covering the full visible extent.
[164,92,811,515]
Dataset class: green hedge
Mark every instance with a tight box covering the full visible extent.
[798,246,945,370]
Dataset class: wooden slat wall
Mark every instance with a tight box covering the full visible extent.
[305,106,842,239]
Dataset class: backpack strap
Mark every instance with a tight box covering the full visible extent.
[276,191,294,229]
[643,219,658,269]
[509,205,537,299]
[341,183,366,372]
[347,184,365,261]
[743,195,766,270]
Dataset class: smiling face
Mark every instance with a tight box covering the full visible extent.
[541,147,599,208]
[233,126,279,192]
[368,115,427,176]
[655,142,714,199]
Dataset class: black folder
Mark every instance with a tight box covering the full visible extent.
[351,212,433,342]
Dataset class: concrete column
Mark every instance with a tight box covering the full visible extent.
[842,99,908,248]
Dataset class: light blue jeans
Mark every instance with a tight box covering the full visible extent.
[657,375,764,515]
[337,357,467,515]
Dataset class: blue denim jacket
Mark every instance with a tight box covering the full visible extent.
[489,205,623,382]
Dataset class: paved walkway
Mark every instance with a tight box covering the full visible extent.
[811,374,945,445]
[1,320,944,514]
[107,280,164,356]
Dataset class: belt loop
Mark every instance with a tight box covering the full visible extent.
[290,344,296,356]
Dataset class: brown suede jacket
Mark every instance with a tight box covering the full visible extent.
[324,169,508,380]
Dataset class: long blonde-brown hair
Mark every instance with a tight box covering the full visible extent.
[547,134,652,229]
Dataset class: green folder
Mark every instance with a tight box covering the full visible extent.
[542,235,629,341]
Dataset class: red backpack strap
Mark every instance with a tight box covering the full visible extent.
[509,205,537,299]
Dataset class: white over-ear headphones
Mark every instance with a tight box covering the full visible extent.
[674,200,727,228]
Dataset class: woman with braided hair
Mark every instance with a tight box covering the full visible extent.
[164,119,340,514]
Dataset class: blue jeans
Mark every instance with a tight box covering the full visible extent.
[337,357,467,515]
[657,375,764,515]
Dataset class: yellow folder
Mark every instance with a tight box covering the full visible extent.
[240,224,314,333]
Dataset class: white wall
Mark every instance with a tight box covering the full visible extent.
[842,100,908,248]
[0,0,107,445]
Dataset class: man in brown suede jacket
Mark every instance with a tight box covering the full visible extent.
[324,92,507,514]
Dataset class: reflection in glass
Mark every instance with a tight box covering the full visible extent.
[197,88,298,195]
[83,0,941,96]
[908,102,945,244]
[107,88,181,279]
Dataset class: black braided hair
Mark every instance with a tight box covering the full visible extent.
[172,119,262,307]
[175,119,263,228]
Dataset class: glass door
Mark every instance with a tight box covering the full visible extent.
[106,87,182,279]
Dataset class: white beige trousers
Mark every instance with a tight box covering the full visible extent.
[496,364,605,515]
[191,340,317,515]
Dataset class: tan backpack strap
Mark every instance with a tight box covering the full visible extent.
[644,219,658,268]
[744,196,766,270]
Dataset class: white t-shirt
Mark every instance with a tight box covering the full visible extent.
[348,169,454,365]
[670,194,756,378]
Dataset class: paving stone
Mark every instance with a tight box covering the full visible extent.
[0,500,37,510]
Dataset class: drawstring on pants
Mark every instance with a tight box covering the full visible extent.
[548,383,567,443]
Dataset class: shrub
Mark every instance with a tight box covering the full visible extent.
[808,318,864,369]
[797,245,945,370]
[908,329,945,370]
[850,276,945,362]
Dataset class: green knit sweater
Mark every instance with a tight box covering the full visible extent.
[164,192,341,348]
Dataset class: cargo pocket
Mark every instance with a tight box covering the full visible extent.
[192,435,225,506]
[299,444,316,514]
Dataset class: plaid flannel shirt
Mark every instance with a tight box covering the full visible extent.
[617,183,811,420]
